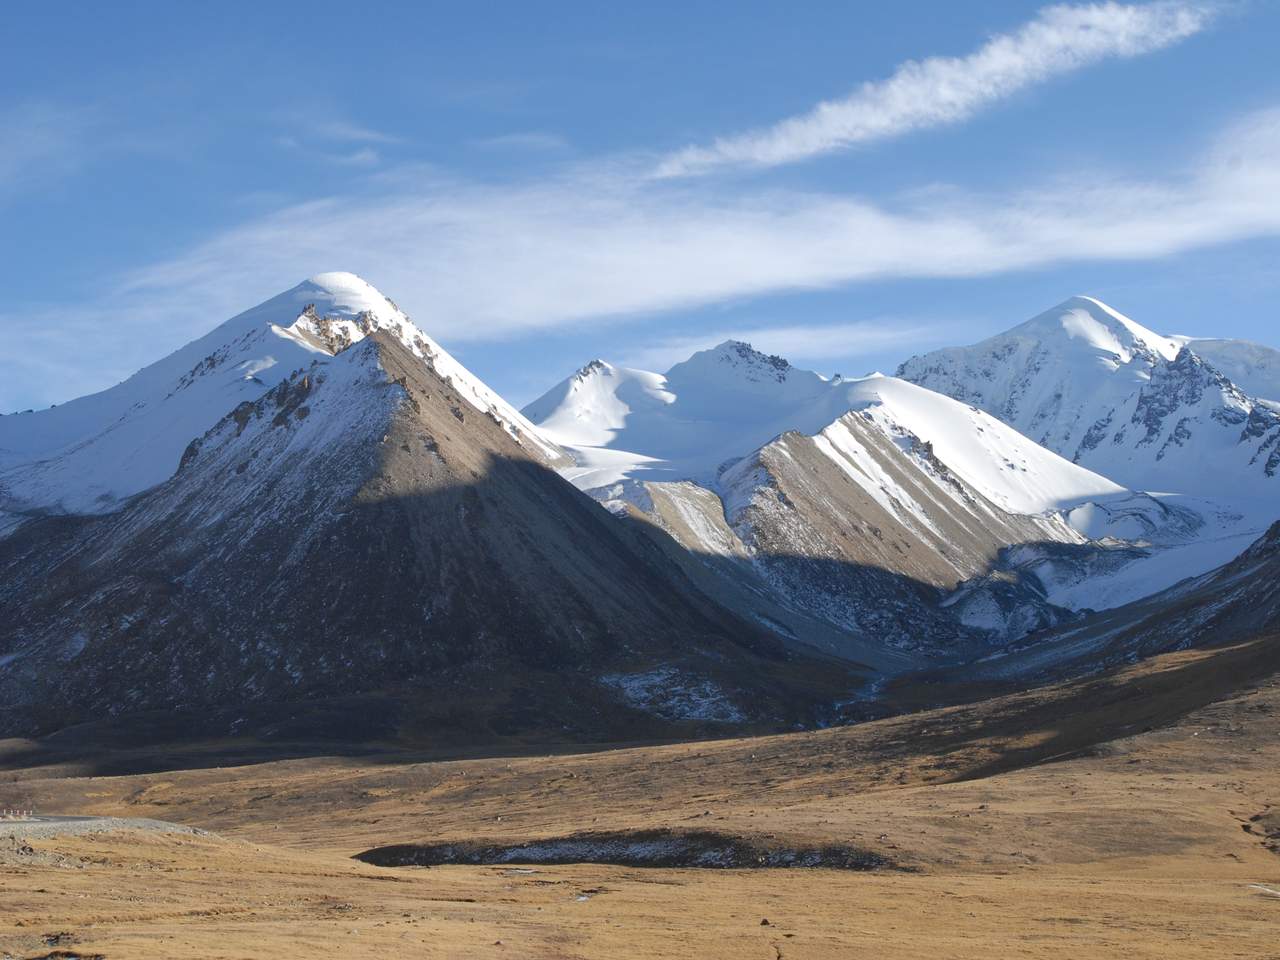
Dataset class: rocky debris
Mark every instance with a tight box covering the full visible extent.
[1,834,82,869]
[2,817,207,844]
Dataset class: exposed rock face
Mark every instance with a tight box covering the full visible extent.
[0,334,858,737]
[723,416,1075,592]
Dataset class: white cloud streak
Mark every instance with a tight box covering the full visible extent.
[9,99,1280,412]
[102,106,1280,351]
[655,1,1215,178]
[329,147,381,167]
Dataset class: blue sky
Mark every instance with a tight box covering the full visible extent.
[4,0,1280,411]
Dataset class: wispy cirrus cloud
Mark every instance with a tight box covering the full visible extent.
[92,106,1280,350]
[3,6,1270,414]
[655,1,1216,178]
[273,113,401,167]
[328,146,382,167]
[9,100,1280,410]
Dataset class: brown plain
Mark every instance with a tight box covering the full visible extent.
[3,634,1279,959]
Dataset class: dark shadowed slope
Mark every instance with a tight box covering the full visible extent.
[897,519,1280,702]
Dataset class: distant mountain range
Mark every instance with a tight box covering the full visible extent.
[2,275,1277,739]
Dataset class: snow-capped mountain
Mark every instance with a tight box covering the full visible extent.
[5,272,1278,740]
[895,296,1280,501]
[524,340,1222,541]
[525,341,1251,650]
[0,322,862,737]
[527,340,1129,511]
[0,272,564,519]
[524,343,867,489]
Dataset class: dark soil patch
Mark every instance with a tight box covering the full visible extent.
[1244,807,1280,855]
[355,828,893,870]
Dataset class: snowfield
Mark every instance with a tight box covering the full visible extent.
[1170,336,1280,405]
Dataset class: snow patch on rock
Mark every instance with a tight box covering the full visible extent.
[600,667,745,722]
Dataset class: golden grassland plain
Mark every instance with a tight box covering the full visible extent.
[2,636,1279,959]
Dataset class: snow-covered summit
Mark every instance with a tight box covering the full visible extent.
[0,272,561,517]
[897,296,1280,500]
[661,341,831,421]
[280,271,403,326]
[523,340,846,488]
[1008,296,1182,365]
[669,340,802,386]
[524,339,1127,517]
[521,360,673,450]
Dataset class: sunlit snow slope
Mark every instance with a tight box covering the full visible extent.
[897,296,1280,501]
[0,272,563,516]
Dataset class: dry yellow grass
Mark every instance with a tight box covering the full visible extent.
[3,637,1279,958]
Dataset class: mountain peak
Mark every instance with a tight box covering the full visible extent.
[0,271,564,516]
[284,272,402,325]
[573,359,616,381]
[712,339,790,369]
[307,269,373,289]
[896,298,1280,498]
[669,340,795,387]
[1013,296,1181,363]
